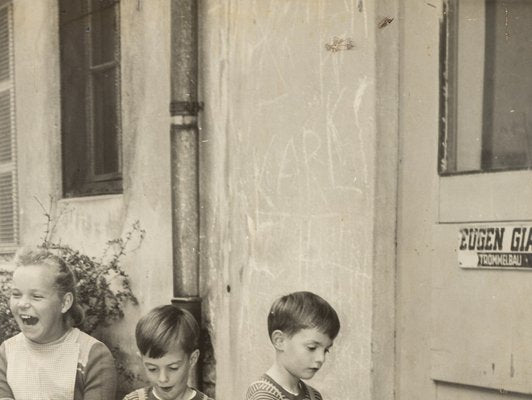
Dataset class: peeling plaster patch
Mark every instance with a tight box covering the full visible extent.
[325,37,354,52]
[378,17,394,29]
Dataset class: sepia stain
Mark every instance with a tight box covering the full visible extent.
[325,37,354,53]
[378,17,394,29]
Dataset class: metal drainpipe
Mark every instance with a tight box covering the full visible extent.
[170,0,202,386]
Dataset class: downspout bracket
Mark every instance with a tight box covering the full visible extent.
[170,101,204,116]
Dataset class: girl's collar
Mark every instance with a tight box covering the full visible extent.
[23,327,76,348]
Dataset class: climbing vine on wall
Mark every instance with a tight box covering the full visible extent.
[0,200,145,349]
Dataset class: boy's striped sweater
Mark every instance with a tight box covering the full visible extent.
[245,374,322,400]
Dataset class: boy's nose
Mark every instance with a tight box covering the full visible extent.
[315,350,326,364]
[158,370,169,383]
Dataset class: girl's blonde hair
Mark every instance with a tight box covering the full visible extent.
[13,247,84,327]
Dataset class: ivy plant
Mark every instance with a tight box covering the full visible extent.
[0,217,144,344]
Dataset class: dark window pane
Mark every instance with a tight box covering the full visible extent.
[59,0,121,196]
[58,0,85,25]
[0,172,14,243]
[440,0,532,174]
[90,0,119,13]
[60,11,88,193]
[92,67,119,176]
[0,91,11,163]
[90,2,116,65]
[481,0,532,170]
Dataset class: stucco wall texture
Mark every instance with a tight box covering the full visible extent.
[10,0,395,399]
[200,1,384,399]
[13,0,175,394]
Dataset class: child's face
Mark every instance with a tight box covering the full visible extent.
[10,264,70,344]
[279,327,333,380]
[141,344,198,400]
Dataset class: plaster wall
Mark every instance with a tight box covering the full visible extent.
[9,0,399,399]
[396,1,440,398]
[13,0,174,395]
[200,1,397,399]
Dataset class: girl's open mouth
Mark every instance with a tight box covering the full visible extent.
[20,315,39,326]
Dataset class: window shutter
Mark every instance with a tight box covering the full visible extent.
[0,4,17,252]
[0,5,9,82]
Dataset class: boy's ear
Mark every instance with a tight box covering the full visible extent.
[61,292,73,314]
[271,330,286,351]
[189,349,200,367]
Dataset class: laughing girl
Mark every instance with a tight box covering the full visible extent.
[0,247,117,400]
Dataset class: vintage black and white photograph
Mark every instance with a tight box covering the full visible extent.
[0,0,531,399]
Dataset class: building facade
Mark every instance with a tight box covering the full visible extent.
[1,1,531,399]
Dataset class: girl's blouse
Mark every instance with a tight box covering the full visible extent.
[0,327,116,400]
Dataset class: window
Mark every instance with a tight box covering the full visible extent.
[59,0,121,197]
[440,0,532,174]
[0,2,17,253]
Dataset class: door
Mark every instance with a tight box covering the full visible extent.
[397,1,532,399]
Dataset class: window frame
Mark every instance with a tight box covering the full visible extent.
[438,0,532,176]
[59,0,122,198]
[437,0,532,223]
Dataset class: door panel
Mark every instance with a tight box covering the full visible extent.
[439,172,532,223]
[431,224,532,394]
[436,382,532,400]
[398,0,532,399]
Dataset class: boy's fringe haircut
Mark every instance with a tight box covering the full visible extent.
[267,291,340,339]
[136,305,199,358]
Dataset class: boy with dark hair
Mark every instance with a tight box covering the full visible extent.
[246,291,341,400]
[123,305,213,400]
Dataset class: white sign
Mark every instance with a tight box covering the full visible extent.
[458,225,532,269]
